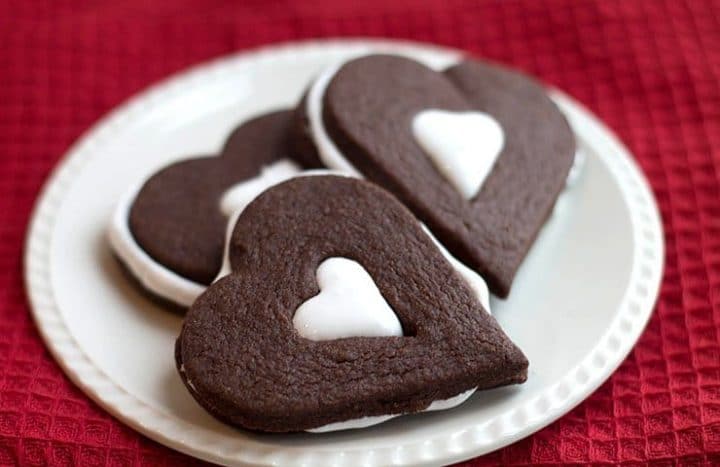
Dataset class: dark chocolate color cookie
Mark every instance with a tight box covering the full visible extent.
[129,110,304,285]
[294,55,575,297]
[176,175,528,433]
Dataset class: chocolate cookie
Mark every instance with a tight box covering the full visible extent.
[176,175,528,433]
[293,55,576,297]
[108,110,312,307]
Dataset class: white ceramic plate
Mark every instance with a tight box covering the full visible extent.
[24,40,663,467]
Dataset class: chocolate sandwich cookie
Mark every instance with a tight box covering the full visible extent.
[108,110,313,308]
[176,175,528,433]
[292,54,576,297]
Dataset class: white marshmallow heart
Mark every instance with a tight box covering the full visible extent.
[293,257,403,341]
[412,109,504,199]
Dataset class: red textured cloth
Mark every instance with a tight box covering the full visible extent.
[2,0,719,465]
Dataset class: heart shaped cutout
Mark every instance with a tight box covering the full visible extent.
[177,175,527,432]
[412,109,504,199]
[293,257,403,341]
[294,55,576,296]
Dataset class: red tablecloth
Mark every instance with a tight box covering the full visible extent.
[2,0,719,465]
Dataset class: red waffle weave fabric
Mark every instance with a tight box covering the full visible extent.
[2,0,720,465]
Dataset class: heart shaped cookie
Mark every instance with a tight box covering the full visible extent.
[176,175,528,433]
[292,55,576,297]
[108,110,315,308]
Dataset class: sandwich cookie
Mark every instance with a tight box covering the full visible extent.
[293,54,577,297]
[108,110,309,308]
[176,175,528,432]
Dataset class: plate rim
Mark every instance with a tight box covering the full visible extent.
[23,38,664,467]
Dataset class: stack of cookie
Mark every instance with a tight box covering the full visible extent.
[108,54,576,432]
